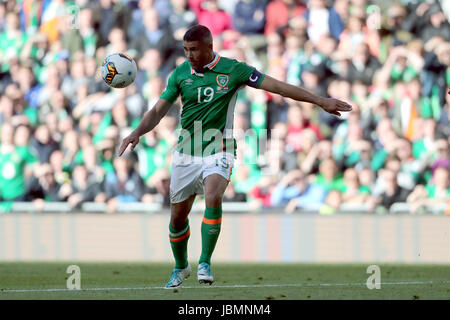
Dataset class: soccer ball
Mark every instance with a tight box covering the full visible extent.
[101,53,137,88]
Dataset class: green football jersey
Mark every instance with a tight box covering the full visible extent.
[0,146,36,200]
[160,53,265,158]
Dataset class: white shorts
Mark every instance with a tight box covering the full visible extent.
[169,151,234,204]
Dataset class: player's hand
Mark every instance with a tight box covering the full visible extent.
[319,98,352,116]
[118,131,140,156]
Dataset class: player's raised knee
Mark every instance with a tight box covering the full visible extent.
[204,191,223,208]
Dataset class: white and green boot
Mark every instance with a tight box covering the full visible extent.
[164,264,191,289]
[197,262,214,285]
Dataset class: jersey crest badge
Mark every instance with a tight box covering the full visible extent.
[216,74,229,91]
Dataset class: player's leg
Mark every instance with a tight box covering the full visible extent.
[169,194,196,269]
[198,172,230,284]
[165,194,196,288]
[165,153,203,288]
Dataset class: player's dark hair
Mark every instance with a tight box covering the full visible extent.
[183,25,213,44]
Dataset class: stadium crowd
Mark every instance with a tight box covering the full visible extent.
[0,0,449,214]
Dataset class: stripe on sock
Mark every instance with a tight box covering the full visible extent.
[169,224,190,238]
[202,217,222,225]
[170,228,190,242]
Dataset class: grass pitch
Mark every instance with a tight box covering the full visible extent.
[0,262,449,300]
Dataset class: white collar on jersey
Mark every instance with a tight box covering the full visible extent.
[190,52,221,77]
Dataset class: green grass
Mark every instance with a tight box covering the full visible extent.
[0,262,449,300]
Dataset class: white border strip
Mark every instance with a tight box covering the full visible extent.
[1,280,449,293]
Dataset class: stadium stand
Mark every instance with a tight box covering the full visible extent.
[0,0,448,215]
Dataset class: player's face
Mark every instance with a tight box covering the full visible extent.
[183,40,213,70]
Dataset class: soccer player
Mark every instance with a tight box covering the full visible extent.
[118,25,352,288]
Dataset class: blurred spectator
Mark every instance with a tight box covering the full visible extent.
[341,167,370,204]
[300,140,333,175]
[231,164,260,194]
[305,0,344,42]
[136,130,171,184]
[346,43,381,85]
[0,63,12,93]
[13,124,36,162]
[295,128,318,170]
[267,93,289,130]
[194,0,237,48]
[249,176,276,209]
[223,182,246,202]
[0,2,8,33]
[95,0,132,48]
[233,0,266,35]
[412,118,438,160]
[418,2,450,41]
[135,49,165,92]
[77,143,108,184]
[0,11,27,71]
[422,40,450,112]
[104,152,147,212]
[271,169,327,212]
[30,124,59,163]
[380,3,412,61]
[154,0,175,25]
[61,129,80,173]
[286,103,322,154]
[358,166,375,192]
[105,27,127,57]
[0,123,36,201]
[394,138,427,187]
[407,166,450,213]
[0,93,26,126]
[382,154,416,192]
[431,139,449,175]
[129,8,176,71]
[49,149,69,185]
[144,168,171,207]
[36,64,61,109]
[20,32,52,84]
[168,0,198,44]
[61,58,92,101]
[188,0,233,37]
[332,108,368,166]
[62,7,97,59]
[265,0,306,36]
[319,189,342,215]
[332,0,349,25]
[128,1,147,36]
[371,168,410,212]
[312,158,345,192]
[338,13,380,57]
[216,0,239,15]
[66,164,104,209]
[25,163,69,204]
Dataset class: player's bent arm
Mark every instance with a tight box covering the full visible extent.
[257,75,352,116]
[118,98,172,156]
[134,98,173,136]
[258,75,324,105]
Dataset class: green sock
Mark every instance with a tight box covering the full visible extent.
[169,220,190,269]
[199,206,222,265]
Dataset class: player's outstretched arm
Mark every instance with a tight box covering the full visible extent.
[117,98,172,156]
[258,75,352,116]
